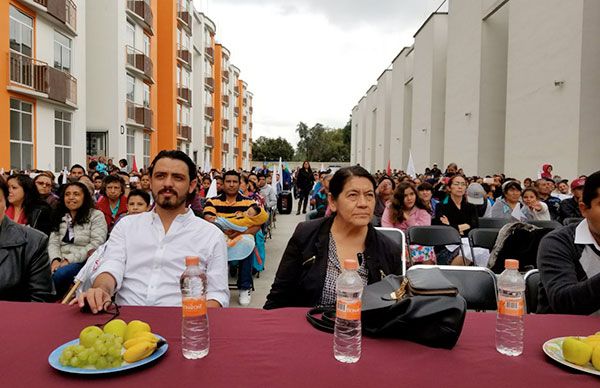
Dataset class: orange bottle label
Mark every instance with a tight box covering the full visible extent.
[498,296,524,317]
[336,299,362,320]
[182,297,207,317]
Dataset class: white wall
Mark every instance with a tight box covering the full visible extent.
[374,70,391,171]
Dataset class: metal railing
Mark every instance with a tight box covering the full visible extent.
[9,51,48,93]
[126,45,153,79]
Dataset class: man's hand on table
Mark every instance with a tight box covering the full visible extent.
[70,287,112,314]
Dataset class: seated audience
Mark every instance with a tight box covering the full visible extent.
[6,174,52,235]
[33,172,60,209]
[559,178,585,222]
[49,182,107,298]
[488,181,522,219]
[537,171,600,314]
[518,188,551,221]
[96,175,128,233]
[264,166,403,310]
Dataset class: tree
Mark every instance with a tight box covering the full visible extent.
[295,121,350,162]
[251,136,295,161]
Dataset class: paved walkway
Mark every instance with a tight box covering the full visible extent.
[228,210,307,308]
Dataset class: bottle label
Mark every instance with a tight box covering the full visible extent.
[336,299,361,320]
[182,297,207,317]
[498,295,524,317]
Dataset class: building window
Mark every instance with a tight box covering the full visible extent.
[143,34,150,57]
[9,99,33,171]
[126,128,135,167]
[9,6,33,57]
[54,110,72,170]
[127,74,135,101]
[126,21,135,48]
[54,31,72,73]
[143,83,150,108]
[143,132,151,168]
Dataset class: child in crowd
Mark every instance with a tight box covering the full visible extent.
[126,189,151,215]
[214,204,268,261]
[515,188,551,221]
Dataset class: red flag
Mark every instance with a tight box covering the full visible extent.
[132,156,138,173]
[386,160,391,176]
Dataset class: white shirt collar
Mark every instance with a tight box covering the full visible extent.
[575,219,600,251]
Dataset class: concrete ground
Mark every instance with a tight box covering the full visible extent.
[228,210,306,308]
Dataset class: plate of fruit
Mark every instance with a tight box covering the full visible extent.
[48,319,168,374]
[543,334,600,376]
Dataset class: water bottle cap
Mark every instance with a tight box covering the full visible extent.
[185,256,200,266]
[343,259,359,270]
[504,259,519,270]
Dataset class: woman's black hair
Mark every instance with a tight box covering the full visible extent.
[7,174,44,223]
[522,187,540,199]
[583,171,600,208]
[127,189,151,206]
[148,150,196,182]
[329,165,377,200]
[52,182,95,230]
[100,175,125,197]
[0,176,8,206]
[378,175,396,191]
[502,180,522,195]
[389,182,427,224]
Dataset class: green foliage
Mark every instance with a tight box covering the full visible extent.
[295,120,351,162]
[251,136,295,162]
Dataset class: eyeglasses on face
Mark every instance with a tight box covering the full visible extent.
[451,182,467,187]
[36,182,53,187]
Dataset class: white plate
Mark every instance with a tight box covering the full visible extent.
[542,337,600,376]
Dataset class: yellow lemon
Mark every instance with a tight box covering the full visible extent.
[563,337,593,366]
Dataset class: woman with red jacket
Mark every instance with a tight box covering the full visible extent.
[96,175,127,233]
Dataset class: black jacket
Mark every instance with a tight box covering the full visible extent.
[559,197,582,222]
[296,168,314,193]
[0,216,54,302]
[433,196,479,233]
[264,216,403,309]
[28,202,53,236]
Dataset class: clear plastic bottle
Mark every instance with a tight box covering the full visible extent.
[180,256,209,359]
[334,259,363,363]
[496,259,525,356]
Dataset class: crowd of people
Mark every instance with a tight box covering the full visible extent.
[1,155,599,316]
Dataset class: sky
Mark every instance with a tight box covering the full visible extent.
[193,0,448,148]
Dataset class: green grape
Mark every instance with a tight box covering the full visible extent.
[70,356,80,368]
[73,345,85,354]
[63,350,73,359]
[98,345,108,356]
[93,339,103,349]
[95,357,108,369]
[78,349,89,363]
[88,350,99,365]
[114,337,123,346]
[108,346,121,358]
[111,359,122,368]
[59,354,69,366]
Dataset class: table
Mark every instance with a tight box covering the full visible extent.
[2,301,599,387]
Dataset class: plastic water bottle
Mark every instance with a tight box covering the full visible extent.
[334,259,363,363]
[181,256,209,359]
[496,259,525,356]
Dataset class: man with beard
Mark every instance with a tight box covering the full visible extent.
[74,150,229,312]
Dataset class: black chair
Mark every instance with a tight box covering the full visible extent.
[408,265,498,311]
[563,217,583,226]
[467,228,500,266]
[478,217,513,229]
[527,220,562,229]
[524,269,540,314]
[375,227,407,275]
[407,225,467,266]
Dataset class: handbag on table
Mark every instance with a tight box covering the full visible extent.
[307,267,467,349]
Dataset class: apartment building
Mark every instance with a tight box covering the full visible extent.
[352,0,600,179]
[85,0,155,169]
[1,0,84,171]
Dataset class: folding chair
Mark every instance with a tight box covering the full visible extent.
[375,227,407,275]
[407,225,468,266]
[478,217,512,229]
[408,265,498,311]
[563,217,583,226]
[467,228,499,266]
[524,269,540,314]
[527,220,562,229]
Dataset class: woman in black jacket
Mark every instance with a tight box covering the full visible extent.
[295,161,314,215]
[6,174,52,236]
[264,166,403,310]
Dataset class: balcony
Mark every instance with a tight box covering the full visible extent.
[177,10,192,33]
[249,122,253,130]
[243,151,247,158]
[177,123,192,140]
[34,0,77,33]
[205,135,214,147]
[234,107,239,116]
[204,76,214,91]
[234,85,239,95]
[249,106,253,115]
[126,45,154,83]
[205,47,214,63]
[126,101,153,130]
[223,143,230,152]
[234,147,240,156]
[205,106,214,120]
[177,84,192,104]
[222,119,229,130]
[126,0,153,34]
[243,115,248,124]
[177,45,191,68]
[234,127,240,136]
[8,51,77,106]
[222,94,229,106]
[243,97,247,106]
[242,133,247,142]
[222,70,229,82]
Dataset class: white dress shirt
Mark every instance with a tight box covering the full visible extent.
[91,209,230,307]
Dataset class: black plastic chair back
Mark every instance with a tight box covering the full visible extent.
[407,225,462,247]
[468,228,500,250]
[524,269,540,313]
[528,220,562,229]
[478,217,512,229]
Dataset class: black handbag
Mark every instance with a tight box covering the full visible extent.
[307,268,467,349]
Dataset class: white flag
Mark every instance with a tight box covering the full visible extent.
[206,177,218,198]
[407,150,416,178]
[62,167,68,184]
[203,152,211,175]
